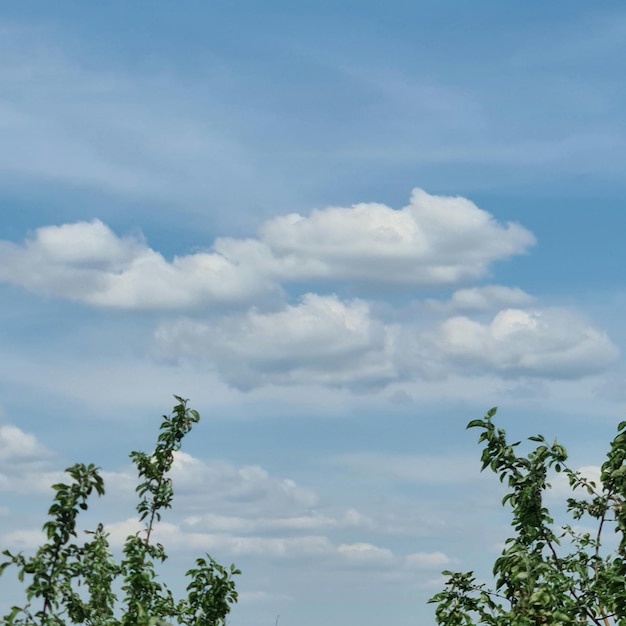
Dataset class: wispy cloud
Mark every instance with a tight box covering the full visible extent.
[426,285,535,313]
[0,21,281,218]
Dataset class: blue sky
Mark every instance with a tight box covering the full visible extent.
[1,2,626,624]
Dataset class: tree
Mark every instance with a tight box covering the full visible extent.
[429,407,626,625]
[0,396,240,626]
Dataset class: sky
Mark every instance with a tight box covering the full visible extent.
[1,1,626,624]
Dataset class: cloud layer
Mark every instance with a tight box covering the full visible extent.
[254,188,535,284]
[0,442,451,576]
[0,188,534,309]
[0,188,617,393]
[436,308,619,379]
[156,299,619,389]
[155,294,396,390]
[0,220,275,308]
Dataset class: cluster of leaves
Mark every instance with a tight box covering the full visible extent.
[429,407,626,625]
[0,396,240,626]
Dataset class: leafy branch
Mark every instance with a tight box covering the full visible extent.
[0,396,240,626]
[429,408,626,625]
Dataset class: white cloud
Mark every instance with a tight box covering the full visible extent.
[0,220,276,309]
[34,451,338,560]
[255,187,535,284]
[426,285,535,312]
[155,294,398,390]
[172,531,394,566]
[0,469,66,496]
[100,517,145,546]
[436,308,619,379]
[0,528,45,551]
[23,449,408,568]
[103,516,398,565]
[0,212,615,394]
[0,424,51,464]
[0,423,61,495]
[175,533,334,558]
[548,465,603,501]
[0,188,535,309]
[405,551,451,569]
[183,509,373,535]
[237,590,292,605]
[169,451,319,516]
[156,297,618,390]
[337,542,394,565]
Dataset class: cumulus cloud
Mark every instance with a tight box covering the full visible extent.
[256,188,535,284]
[435,308,619,379]
[169,451,319,516]
[156,296,618,390]
[0,199,615,391]
[0,424,62,494]
[0,424,51,465]
[154,294,398,390]
[0,220,276,309]
[0,189,535,309]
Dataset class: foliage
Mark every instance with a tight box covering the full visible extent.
[429,407,626,626]
[0,396,240,626]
